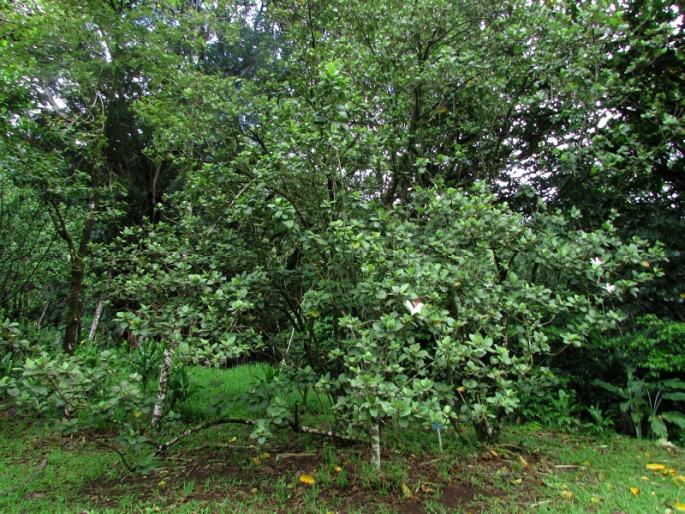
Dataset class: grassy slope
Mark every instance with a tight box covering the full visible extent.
[0,365,683,513]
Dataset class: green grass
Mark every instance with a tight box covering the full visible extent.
[0,420,119,513]
[180,362,271,419]
[528,430,685,513]
[1,364,683,513]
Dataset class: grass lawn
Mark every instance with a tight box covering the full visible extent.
[1,364,683,513]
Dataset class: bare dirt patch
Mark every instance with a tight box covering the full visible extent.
[81,434,553,512]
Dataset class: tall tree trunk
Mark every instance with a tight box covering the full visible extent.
[151,346,174,427]
[88,297,104,342]
[63,214,96,353]
[370,419,381,470]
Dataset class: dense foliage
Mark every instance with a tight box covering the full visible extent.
[1,0,683,467]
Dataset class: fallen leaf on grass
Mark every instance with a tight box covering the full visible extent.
[334,466,342,473]
[511,478,523,485]
[401,483,412,498]
[420,483,434,493]
[590,496,601,504]
[647,463,666,471]
[299,474,316,486]
[641,476,650,481]
[519,456,529,467]
[630,487,640,496]
[560,490,573,500]
[674,502,685,512]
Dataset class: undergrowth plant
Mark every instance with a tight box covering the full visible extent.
[594,370,685,441]
[0,320,201,470]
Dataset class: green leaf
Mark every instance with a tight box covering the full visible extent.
[649,415,668,439]
[592,379,624,397]
[661,379,685,390]
[661,411,685,429]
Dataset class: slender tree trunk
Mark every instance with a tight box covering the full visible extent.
[370,419,381,470]
[63,214,95,353]
[63,257,86,353]
[36,302,49,329]
[88,297,104,342]
[49,199,97,354]
[150,162,162,222]
[151,346,174,427]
